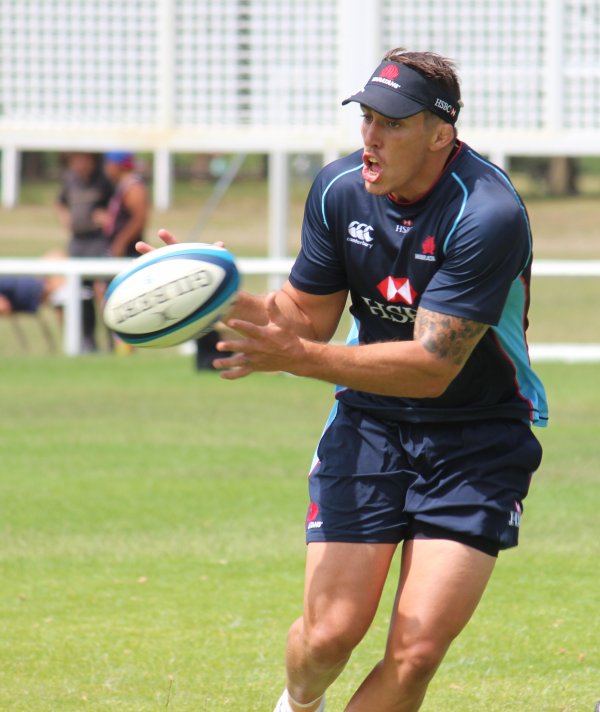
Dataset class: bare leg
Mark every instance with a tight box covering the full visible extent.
[345,539,496,712]
[284,541,397,712]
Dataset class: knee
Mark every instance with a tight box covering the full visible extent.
[389,639,448,686]
[298,619,363,669]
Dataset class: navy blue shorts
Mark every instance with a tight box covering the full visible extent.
[305,402,543,556]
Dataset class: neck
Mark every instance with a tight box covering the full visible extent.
[389,142,458,203]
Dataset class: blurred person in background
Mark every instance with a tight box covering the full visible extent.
[0,251,66,323]
[94,151,150,354]
[95,152,150,258]
[56,152,113,353]
[0,274,62,316]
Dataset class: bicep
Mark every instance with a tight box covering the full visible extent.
[123,185,149,219]
[279,281,347,342]
[414,306,488,372]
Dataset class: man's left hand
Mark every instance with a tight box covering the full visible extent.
[213,293,308,380]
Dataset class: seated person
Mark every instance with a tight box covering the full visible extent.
[0,270,66,315]
[0,275,47,315]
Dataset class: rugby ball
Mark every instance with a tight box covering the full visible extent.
[103,242,240,348]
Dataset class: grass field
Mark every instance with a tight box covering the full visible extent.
[0,354,598,711]
[0,178,599,710]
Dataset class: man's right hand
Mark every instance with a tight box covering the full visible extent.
[136,229,225,255]
[135,228,179,255]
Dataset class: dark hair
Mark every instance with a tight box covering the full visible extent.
[383,48,461,104]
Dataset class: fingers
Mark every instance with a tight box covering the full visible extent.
[137,230,224,256]
[221,319,263,340]
[157,228,179,245]
[213,351,249,368]
[135,240,154,255]
[212,352,253,380]
[135,228,180,255]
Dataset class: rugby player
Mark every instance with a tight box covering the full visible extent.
[141,49,548,712]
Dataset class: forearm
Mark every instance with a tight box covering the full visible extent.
[288,307,488,398]
[216,300,485,396]
[55,204,71,230]
[292,338,456,398]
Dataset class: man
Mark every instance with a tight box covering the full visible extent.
[56,152,113,352]
[0,275,48,316]
[95,151,150,353]
[140,49,548,712]
[97,152,149,258]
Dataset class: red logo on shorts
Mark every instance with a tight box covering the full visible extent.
[307,502,319,523]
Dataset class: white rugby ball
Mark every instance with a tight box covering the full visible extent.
[103,242,240,348]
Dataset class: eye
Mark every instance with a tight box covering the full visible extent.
[387,120,401,129]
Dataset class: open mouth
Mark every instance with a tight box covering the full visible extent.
[362,155,382,183]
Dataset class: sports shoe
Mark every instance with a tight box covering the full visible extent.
[273,690,325,712]
[273,691,290,712]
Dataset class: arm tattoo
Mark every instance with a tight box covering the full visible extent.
[414,308,488,366]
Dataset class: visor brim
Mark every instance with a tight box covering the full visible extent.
[341,86,427,120]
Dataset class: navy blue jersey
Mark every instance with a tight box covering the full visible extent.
[289,142,548,427]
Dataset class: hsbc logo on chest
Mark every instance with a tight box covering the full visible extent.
[362,276,418,324]
[395,219,414,234]
[377,276,416,304]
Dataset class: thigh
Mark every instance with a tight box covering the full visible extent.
[388,538,496,654]
[303,541,397,643]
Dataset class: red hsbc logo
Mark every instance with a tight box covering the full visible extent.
[376,276,417,304]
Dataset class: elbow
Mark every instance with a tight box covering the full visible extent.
[417,364,459,399]
[422,377,450,398]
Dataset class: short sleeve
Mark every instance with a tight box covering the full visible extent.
[289,172,348,295]
[419,200,531,325]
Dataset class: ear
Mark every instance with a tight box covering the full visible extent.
[429,121,455,152]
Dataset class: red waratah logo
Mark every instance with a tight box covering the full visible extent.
[377,276,417,304]
[380,64,400,80]
[307,502,319,523]
[421,235,436,255]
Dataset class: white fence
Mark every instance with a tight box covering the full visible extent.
[0,257,599,360]
[3,0,600,209]
[3,0,600,277]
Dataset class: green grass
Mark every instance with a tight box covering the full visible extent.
[0,178,599,710]
[0,356,599,711]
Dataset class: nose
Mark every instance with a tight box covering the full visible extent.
[362,119,382,148]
